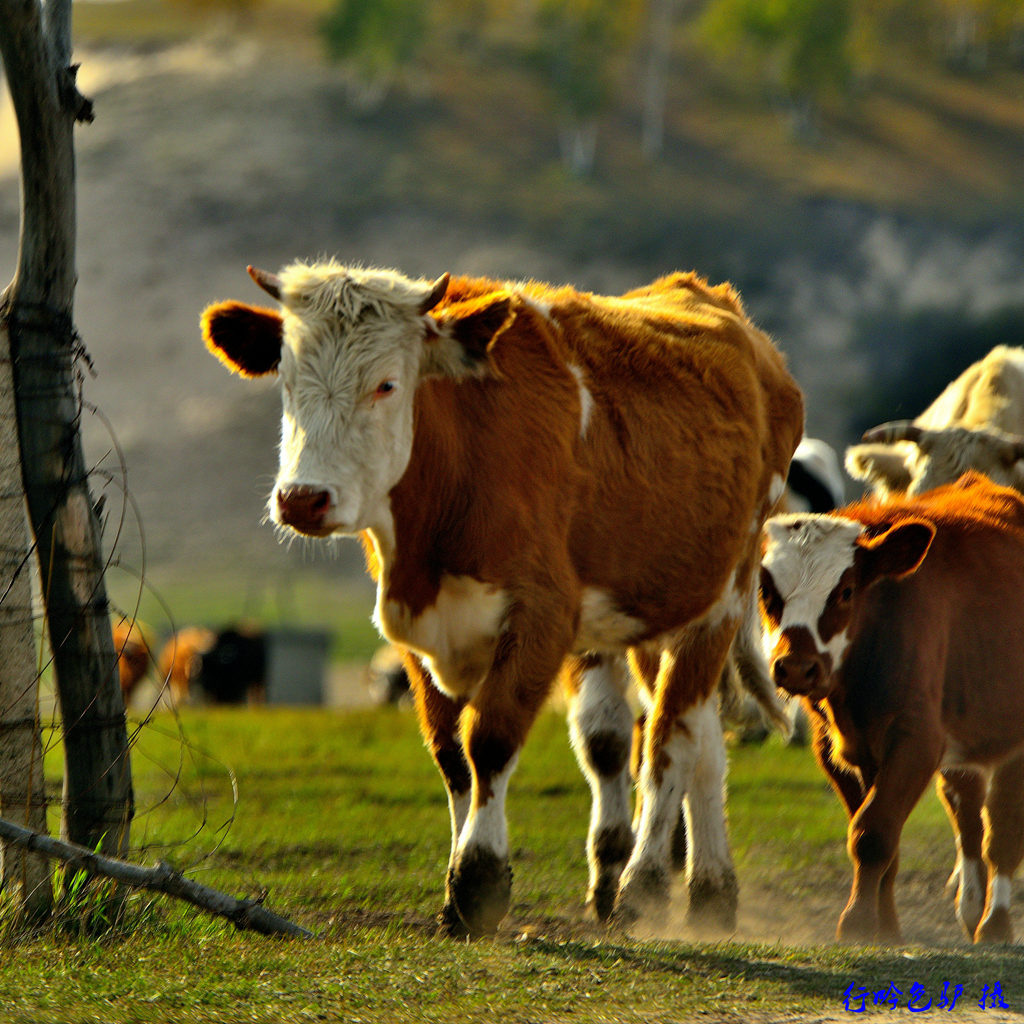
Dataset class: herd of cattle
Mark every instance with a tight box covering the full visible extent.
[178,258,1024,946]
[113,621,267,707]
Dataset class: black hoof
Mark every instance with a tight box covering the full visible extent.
[446,847,512,938]
[688,873,738,933]
[612,864,670,928]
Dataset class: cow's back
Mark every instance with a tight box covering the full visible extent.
[918,345,1024,432]
[539,273,802,628]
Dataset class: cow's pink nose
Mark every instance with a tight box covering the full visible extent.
[275,486,332,533]
[771,653,824,695]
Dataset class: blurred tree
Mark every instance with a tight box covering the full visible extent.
[698,0,855,138]
[527,0,643,173]
[166,0,264,28]
[320,0,430,104]
[640,0,683,160]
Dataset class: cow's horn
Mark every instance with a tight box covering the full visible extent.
[247,265,282,301]
[861,420,924,445]
[419,273,450,315]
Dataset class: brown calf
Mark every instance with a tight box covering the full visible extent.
[761,473,1024,943]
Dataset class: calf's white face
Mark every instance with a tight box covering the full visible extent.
[760,513,934,700]
[760,515,864,697]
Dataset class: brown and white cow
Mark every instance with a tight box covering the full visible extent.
[202,261,804,936]
[113,617,153,704]
[846,344,1024,498]
[156,626,216,706]
[760,472,1024,944]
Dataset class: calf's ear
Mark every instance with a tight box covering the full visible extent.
[857,518,934,584]
[202,301,283,378]
[423,292,517,378]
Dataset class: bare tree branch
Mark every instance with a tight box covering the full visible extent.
[0,814,315,939]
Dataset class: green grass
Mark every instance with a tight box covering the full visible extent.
[4,706,1022,1022]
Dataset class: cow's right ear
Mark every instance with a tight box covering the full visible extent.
[857,518,935,585]
[422,292,517,378]
[201,301,283,378]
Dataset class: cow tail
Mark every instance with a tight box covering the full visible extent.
[723,582,793,739]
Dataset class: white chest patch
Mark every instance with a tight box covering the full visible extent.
[375,575,508,700]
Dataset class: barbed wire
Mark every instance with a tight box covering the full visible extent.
[0,327,242,880]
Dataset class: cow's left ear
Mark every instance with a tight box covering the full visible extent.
[202,301,283,378]
[422,292,517,378]
[857,518,935,585]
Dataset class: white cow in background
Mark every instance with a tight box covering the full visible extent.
[846,345,1024,497]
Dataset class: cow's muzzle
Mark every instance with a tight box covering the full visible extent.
[769,627,831,700]
[275,485,334,536]
[771,653,827,696]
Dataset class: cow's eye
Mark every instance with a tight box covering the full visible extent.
[373,380,397,400]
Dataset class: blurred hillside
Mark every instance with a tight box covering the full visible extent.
[2,0,1024,612]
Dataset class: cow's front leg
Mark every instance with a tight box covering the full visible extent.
[565,653,635,922]
[839,731,942,943]
[936,768,987,939]
[403,654,472,936]
[443,617,572,938]
[615,623,737,931]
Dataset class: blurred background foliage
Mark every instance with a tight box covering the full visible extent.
[40,0,1024,617]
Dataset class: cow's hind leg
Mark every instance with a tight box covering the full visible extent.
[684,697,737,930]
[975,753,1024,944]
[566,653,635,922]
[936,768,987,939]
[614,622,737,931]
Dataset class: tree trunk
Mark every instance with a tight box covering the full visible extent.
[0,0,134,859]
[0,323,50,919]
[640,0,678,161]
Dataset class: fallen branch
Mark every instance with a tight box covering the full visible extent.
[0,815,314,939]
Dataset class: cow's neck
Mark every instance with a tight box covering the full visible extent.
[364,384,475,616]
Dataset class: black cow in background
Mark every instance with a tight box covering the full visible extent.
[197,625,267,704]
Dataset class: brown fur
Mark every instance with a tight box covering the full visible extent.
[156,626,216,706]
[113,618,152,701]
[204,267,804,936]
[769,473,1024,943]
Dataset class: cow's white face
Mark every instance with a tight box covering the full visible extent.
[759,512,934,701]
[272,269,433,536]
[202,261,518,540]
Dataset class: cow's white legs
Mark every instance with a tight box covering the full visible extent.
[614,624,739,931]
[684,698,738,926]
[566,654,635,921]
[615,699,702,923]
[442,606,574,937]
[615,694,736,929]
[949,855,987,938]
[936,768,987,938]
